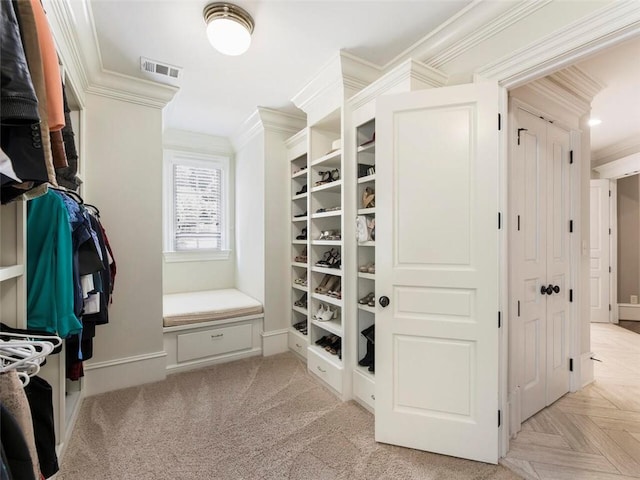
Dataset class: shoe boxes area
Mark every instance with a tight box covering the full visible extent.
[288,102,376,407]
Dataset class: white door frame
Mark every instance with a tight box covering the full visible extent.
[474,3,640,458]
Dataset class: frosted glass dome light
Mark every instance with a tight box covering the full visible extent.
[204,3,254,56]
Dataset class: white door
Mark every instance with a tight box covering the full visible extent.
[590,179,611,323]
[375,82,500,464]
[510,107,571,422]
[544,123,571,405]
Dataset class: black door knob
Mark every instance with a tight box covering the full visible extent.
[546,285,554,295]
[541,285,548,295]
[379,296,390,308]
[553,285,560,294]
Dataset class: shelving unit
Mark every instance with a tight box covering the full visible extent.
[286,129,310,359]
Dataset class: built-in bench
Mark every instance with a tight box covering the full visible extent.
[162,289,264,372]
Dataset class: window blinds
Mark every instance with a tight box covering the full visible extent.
[173,164,222,250]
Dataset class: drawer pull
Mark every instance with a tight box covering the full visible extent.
[317,366,326,373]
[295,343,302,348]
[371,394,375,400]
[210,333,224,339]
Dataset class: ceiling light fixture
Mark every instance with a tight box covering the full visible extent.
[588,118,602,127]
[203,3,254,56]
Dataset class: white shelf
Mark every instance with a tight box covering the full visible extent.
[292,305,308,316]
[291,261,308,268]
[358,304,376,314]
[292,283,308,292]
[358,241,376,247]
[312,210,342,219]
[312,240,342,246]
[311,179,342,193]
[357,142,376,153]
[312,265,343,276]
[358,174,376,184]
[292,192,308,200]
[291,169,307,179]
[312,293,343,308]
[311,149,341,167]
[292,216,308,222]
[355,365,375,380]
[358,272,375,280]
[308,345,342,368]
[311,318,343,336]
[292,240,307,245]
[0,264,24,282]
[358,207,375,215]
[289,328,309,342]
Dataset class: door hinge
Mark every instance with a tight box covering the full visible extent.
[517,300,520,317]
[569,220,573,233]
[498,410,502,428]
[569,150,574,164]
[569,358,574,372]
[498,311,502,328]
[517,127,528,145]
[517,215,521,231]
[609,228,612,235]
[569,289,573,302]
[609,190,612,197]
[609,266,612,273]
[498,212,502,229]
[609,304,612,311]
[498,114,502,131]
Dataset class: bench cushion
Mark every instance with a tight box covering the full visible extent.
[163,289,263,328]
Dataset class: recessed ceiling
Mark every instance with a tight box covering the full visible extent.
[90,0,472,137]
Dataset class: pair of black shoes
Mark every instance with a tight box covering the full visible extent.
[316,335,341,358]
[293,321,307,335]
[358,325,375,372]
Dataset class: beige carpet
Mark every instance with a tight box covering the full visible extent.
[57,353,522,480]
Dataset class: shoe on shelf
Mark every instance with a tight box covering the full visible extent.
[359,339,374,367]
[313,303,328,320]
[359,292,375,305]
[362,187,375,209]
[361,324,375,344]
[294,272,307,286]
[295,184,307,195]
[294,292,307,308]
[317,305,337,322]
[296,227,307,240]
[316,248,339,267]
[294,247,308,263]
[327,279,342,299]
[317,276,340,295]
[294,211,307,218]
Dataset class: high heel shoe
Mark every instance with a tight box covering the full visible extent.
[294,247,307,263]
[327,279,342,299]
[294,292,307,308]
[293,272,307,286]
[362,187,375,208]
[317,305,337,322]
[296,227,307,240]
[314,275,332,293]
[318,276,340,295]
[359,292,374,305]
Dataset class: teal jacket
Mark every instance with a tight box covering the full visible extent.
[27,190,82,338]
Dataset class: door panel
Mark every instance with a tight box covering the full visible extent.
[376,82,500,464]
[590,179,610,322]
[545,123,571,404]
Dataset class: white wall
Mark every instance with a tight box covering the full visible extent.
[82,93,166,393]
[235,133,265,304]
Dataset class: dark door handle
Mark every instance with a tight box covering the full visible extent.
[379,296,390,308]
[553,285,560,294]
[541,285,548,295]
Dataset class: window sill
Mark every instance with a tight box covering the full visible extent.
[163,250,231,263]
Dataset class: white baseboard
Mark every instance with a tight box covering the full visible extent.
[84,351,167,396]
[581,352,595,388]
[619,303,640,321]
[261,328,289,356]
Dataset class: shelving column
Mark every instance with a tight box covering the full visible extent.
[287,129,310,358]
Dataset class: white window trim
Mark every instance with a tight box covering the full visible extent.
[163,150,231,261]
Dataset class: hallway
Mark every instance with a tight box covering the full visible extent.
[502,323,640,479]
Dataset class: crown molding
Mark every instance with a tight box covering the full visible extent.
[349,59,448,111]
[427,0,553,70]
[548,65,604,104]
[592,136,640,167]
[524,76,591,119]
[476,1,640,88]
[291,51,381,124]
[163,129,233,157]
[284,128,307,149]
[231,108,306,152]
[384,0,519,72]
[593,151,640,179]
[44,0,178,110]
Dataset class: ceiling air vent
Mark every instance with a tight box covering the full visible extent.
[140,57,182,82]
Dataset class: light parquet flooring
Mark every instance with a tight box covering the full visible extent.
[502,323,640,480]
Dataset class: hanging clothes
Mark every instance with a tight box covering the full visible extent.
[55,85,82,190]
[0,372,41,480]
[26,190,82,338]
[24,377,58,478]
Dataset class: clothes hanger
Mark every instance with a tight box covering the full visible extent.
[84,203,100,216]
[47,184,84,204]
[0,331,63,348]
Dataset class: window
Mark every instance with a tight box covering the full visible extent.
[164,152,230,261]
